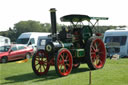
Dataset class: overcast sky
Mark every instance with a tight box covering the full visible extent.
[0,0,128,31]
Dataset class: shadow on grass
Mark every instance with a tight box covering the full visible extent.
[1,67,89,85]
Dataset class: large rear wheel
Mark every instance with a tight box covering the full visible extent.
[86,37,106,70]
[55,48,73,77]
[32,50,50,76]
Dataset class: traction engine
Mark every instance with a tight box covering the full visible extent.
[32,8,108,77]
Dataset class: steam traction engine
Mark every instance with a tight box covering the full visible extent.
[32,8,108,77]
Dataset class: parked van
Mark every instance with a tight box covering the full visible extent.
[103,27,128,58]
[0,36,11,46]
[16,32,50,52]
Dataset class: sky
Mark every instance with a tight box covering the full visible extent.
[0,0,128,31]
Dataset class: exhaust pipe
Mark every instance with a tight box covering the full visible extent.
[50,8,57,35]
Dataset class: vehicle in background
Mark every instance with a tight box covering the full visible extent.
[37,36,52,50]
[0,36,11,46]
[0,44,34,63]
[103,27,128,58]
[16,32,50,52]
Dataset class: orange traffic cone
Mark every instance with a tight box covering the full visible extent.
[16,59,28,63]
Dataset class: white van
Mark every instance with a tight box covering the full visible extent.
[0,36,11,46]
[16,32,51,52]
[103,27,128,58]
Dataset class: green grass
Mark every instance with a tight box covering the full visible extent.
[0,58,128,85]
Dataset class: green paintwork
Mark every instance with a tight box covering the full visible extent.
[90,17,108,20]
[60,14,108,22]
[71,49,85,58]
[60,14,90,22]
[81,26,92,41]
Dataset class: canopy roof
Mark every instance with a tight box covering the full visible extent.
[60,14,108,22]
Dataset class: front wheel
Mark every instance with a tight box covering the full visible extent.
[85,37,106,70]
[32,50,50,76]
[25,53,31,59]
[1,56,8,63]
[55,48,73,77]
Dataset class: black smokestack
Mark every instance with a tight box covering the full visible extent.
[50,8,57,35]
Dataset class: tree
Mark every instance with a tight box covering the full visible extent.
[41,23,51,32]
[10,20,63,42]
[14,20,42,38]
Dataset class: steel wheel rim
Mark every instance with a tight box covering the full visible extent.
[90,39,106,69]
[57,49,72,76]
[34,50,50,75]
[2,57,7,63]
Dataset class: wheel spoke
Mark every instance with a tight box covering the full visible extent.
[91,46,96,52]
[59,64,63,70]
[96,55,99,65]
[41,57,43,61]
[43,59,47,64]
[60,54,65,61]
[40,65,42,72]
[37,65,41,72]
[63,64,67,73]
[94,42,98,49]
[57,59,63,65]
[96,56,98,65]
[65,55,68,60]
[35,63,39,66]
[42,64,46,70]
[92,55,99,65]
[91,52,96,57]
[92,57,95,64]
[99,59,103,65]
[66,63,70,68]
[92,58,96,65]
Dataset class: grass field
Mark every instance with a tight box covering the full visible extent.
[0,58,128,85]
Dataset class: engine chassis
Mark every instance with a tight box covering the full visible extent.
[32,8,108,77]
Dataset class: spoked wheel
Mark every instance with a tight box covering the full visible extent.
[32,50,50,76]
[55,48,73,77]
[86,37,106,70]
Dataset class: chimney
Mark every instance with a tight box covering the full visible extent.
[50,8,57,35]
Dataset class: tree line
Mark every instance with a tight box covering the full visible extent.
[0,20,126,42]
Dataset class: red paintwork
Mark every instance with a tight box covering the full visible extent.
[33,50,50,75]
[90,39,106,69]
[56,49,73,76]
[0,44,34,62]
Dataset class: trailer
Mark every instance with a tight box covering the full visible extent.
[103,27,128,58]
[32,8,108,77]
[0,36,11,46]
